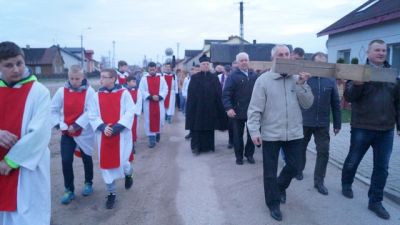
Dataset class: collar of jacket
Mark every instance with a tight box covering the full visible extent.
[269,72,293,80]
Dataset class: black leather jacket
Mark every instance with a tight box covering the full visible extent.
[344,61,400,131]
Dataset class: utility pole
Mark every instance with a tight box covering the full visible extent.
[112,40,115,68]
[177,42,180,59]
[80,35,84,68]
[239,1,244,42]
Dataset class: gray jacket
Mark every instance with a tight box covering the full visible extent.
[247,71,314,141]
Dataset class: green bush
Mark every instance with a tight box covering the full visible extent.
[351,58,359,64]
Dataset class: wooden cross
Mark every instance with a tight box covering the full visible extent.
[272,58,399,83]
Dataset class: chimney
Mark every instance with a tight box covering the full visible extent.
[253,40,256,44]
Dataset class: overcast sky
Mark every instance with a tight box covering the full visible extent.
[1,0,366,66]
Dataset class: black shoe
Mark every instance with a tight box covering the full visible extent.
[247,156,255,164]
[125,175,133,189]
[185,133,191,139]
[269,205,282,221]
[227,143,233,149]
[148,142,156,148]
[192,148,200,155]
[236,159,244,165]
[156,134,160,142]
[314,183,329,195]
[342,185,353,199]
[295,172,303,180]
[106,193,116,209]
[368,203,390,220]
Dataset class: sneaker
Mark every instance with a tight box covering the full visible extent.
[342,185,353,199]
[125,175,134,189]
[185,133,191,140]
[106,193,116,209]
[156,133,161,142]
[295,172,304,180]
[81,183,93,196]
[60,190,75,205]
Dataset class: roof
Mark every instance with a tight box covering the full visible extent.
[184,50,202,58]
[204,39,226,45]
[210,43,293,63]
[59,47,82,60]
[23,46,60,65]
[318,0,400,37]
[63,47,84,53]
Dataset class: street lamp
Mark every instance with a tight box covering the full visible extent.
[80,27,91,71]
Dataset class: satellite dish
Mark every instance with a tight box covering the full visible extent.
[165,48,174,56]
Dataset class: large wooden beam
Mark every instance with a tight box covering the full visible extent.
[272,58,399,83]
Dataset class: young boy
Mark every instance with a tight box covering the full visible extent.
[162,63,178,124]
[138,62,168,148]
[116,60,129,85]
[0,41,51,224]
[88,69,135,209]
[123,74,142,160]
[51,65,96,204]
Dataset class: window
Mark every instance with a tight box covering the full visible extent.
[388,43,400,70]
[337,49,351,64]
[35,66,42,74]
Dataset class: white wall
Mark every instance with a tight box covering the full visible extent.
[326,20,400,65]
[61,52,88,72]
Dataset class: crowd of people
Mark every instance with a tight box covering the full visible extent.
[0,39,399,224]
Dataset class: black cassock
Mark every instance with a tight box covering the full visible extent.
[185,71,228,152]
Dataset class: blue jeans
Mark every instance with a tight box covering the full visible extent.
[341,127,394,204]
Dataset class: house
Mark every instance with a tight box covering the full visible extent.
[62,47,98,72]
[23,45,64,75]
[317,0,400,69]
[210,42,293,71]
[182,35,250,71]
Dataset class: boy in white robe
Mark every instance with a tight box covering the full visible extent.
[162,63,178,123]
[88,69,135,209]
[138,62,168,148]
[51,65,96,204]
[0,41,51,225]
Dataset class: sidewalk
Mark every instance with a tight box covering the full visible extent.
[307,123,400,204]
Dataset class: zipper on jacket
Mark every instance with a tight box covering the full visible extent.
[284,78,288,141]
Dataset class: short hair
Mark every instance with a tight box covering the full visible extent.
[194,64,200,68]
[311,52,327,61]
[0,41,25,61]
[236,52,249,62]
[118,60,128,68]
[148,62,157,68]
[127,74,136,82]
[224,65,231,73]
[68,64,84,76]
[101,68,118,79]
[368,39,386,49]
[271,44,289,59]
[292,47,305,57]
[164,62,171,66]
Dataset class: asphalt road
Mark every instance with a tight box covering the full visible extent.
[49,112,400,225]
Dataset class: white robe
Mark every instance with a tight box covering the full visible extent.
[50,86,96,156]
[163,73,178,116]
[122,86,143,139]
[0,82,51,225]
[88,89,135,184]
[138,73,168,136]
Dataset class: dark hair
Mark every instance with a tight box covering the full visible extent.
[101,68,118,79]
[148,62,157,68]
[164,62,171,66]
[194,64,200,68]
[224,65,231,73]
[368,39,385,47]
[311,52,326,61]
[127,74,136,82]
[0,41,25,61]
[118,60,128,68]
[292,47,305,57]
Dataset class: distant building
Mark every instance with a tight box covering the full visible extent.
[317,0,400,69]
[23,45,64,75]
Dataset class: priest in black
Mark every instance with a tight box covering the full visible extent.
[185,54,227,154]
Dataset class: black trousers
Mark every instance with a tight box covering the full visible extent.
[300,126,330,183]
[191,130,215,152]
[61,134,94,192]
[228,118,233,145]
[232,119,255,160]
[262,139,302,208]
